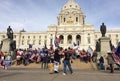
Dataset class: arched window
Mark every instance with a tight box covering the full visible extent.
[59,35,64,44]
[33,40,35,45]
[27,40,30,45]
[39,40,41,45]
[22,40,24,45]
[87,34,91,44]
[76,35,81,45]
[76,17,78,22]
[64,18,66,22]
[67,35,72,44]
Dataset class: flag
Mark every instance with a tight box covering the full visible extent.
[112,52,120,67]
[112,42,120,67]
[115,43,120,57]
[54,31,59,48]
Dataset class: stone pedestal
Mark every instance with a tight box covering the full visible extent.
[100,37,111,56]
[99,37,111,70]
[1,38,11,53]
[0,38,16,60]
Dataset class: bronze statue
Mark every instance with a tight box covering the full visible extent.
[100,23,106,37]
[96,40,100,52]
[10,41,16,51]
[0,41,3,50]
[7,26,13,39]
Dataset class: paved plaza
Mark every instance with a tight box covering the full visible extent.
[0,67,120,81]
[0,59,120,81]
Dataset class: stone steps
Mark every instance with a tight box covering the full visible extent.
[71,59,97,70]
[10,59,97,70]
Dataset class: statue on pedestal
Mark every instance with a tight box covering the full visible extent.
[100,23,106,37]
[96,40,100,52]
[7,26,13,40]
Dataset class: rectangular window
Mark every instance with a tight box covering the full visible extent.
[68,41,72,44]
[109,34,111,38]
[39,36,41,39]
[50,39,53,44]
[22,40,24,45]
[33,36,35,39]
[2,35,5,38]
[39,40,41,45]
[22,36,24,39]
[45,36,47,39]
[14,35,16,38]
[27,40,30,45]
[45,40,47,44]
[116,39,119,45]
[64,18,66,22]
[76,17,78,22]
[28,36,30,39]
[33,40,35,45]
[88,37,91,44]
[95,35,97,38]
[61,40,63,44]
[116,34,118,38]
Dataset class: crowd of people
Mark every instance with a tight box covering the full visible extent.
[0,46,97,70]
[2,46,115,74]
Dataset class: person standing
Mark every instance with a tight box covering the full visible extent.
[63,48,73,75]
[107,51,114,73]
[99,56,104,70]
[54,47,60,73]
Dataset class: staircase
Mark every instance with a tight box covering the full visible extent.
[71,59,97,70]
[11,59,97,70]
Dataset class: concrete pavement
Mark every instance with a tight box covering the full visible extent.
[0,68,120,81]
[0,59,120,81]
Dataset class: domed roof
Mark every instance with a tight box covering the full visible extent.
[62,0,80,11]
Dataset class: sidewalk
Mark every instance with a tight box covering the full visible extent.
[0,68,120,81]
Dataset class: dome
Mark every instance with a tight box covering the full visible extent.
[58,0,85,26]
[62,0,81,11]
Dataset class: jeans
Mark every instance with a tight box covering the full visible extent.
[99,63,104,70]
[63,60,73,74]
[24,58,29,65]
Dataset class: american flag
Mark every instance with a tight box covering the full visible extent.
[112,53,120,67]
[54,31,60,48]
[112,43,120,67]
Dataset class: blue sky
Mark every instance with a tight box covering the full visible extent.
[0,0,120,32]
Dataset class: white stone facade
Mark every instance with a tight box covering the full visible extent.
[0,0,120,50]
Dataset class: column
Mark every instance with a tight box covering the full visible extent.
[64,34,68,48]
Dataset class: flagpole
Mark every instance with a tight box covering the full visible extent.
[54,25,60,48]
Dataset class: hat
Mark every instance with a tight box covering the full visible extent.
[107,51,112,54]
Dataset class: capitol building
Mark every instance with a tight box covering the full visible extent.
[0,0,120,50]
